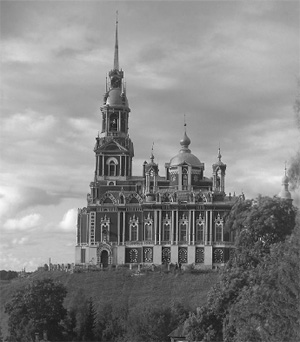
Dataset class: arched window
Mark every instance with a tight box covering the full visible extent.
[130,223,138,241]
[129,215,139,241]
[109,160,116,176]
[182,167,188,190]
[196,213,205,243]
[180,223,187,242]
[196,223,204,242]
[163,223,170,241]
[145,222,152,241]
[215,213,223,242]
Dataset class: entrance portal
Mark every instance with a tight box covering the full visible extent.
[101,250,109,268]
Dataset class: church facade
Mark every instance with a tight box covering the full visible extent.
[75,21,237,269]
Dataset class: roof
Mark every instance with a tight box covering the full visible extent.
[106,88,128,107]
[170,151,202,167]
[168,323,188,338]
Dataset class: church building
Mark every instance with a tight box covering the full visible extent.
[75,19,238,269]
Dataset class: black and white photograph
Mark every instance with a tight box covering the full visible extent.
[1,1,299,341]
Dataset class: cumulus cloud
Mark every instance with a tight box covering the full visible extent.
[59,208,77,232]
[0,186,61,221]
[3,213,41,231]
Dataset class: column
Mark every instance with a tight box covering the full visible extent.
[95,155,98,176]
[192,210,195,245]
[171,210,174,244]
[154,210,157,244]
[158,210,162,244]
[205,211,209,244]
[120,155,123,177]
[188,210,191,245]
[122,212,126,245]
[117,212,121,245]
[102,155,105,177]
[210,211,213,243]
[118,111,121,131]
[175,211,178,244]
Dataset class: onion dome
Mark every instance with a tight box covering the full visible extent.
[170,130,202,167]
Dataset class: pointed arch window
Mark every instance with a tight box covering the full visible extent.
[162,214,171,243]
[144,213,153,241]
[196,213,205,243]
[101,215,111,242]
[179,213,188,243]
[215,213,223,242]
[130,215,139,241]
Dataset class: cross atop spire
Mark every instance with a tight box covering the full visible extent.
[284,160,287,176]
[113,11,119,70]
[150,142,154,162]
[218,143,222,162]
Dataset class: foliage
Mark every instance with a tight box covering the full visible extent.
[226,196,296,267]
[185,196,298,342]
[5,278,67,342]
[288,150,300,191]
[224,226,300,342]
[0,271,18,281]
[124,302,189,342]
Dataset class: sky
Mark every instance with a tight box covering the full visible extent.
[1,0,299,271]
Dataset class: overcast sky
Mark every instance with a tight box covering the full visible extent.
[1,1,299,271]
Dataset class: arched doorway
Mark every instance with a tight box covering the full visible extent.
[101,250,109,268]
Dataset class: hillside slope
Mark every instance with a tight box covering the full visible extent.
[0,269,218,338]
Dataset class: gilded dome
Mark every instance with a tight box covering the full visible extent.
[106,88,128,107]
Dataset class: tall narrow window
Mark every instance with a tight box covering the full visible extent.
[109,160,116,176]
[131,224,138,241]
[182,167,188,190]
[196,224,204,242]
[145,223,152,241]
[180,223,187,242]
[179,213,188,243]
[215,213,223,242]
[163,223,170,241]
[196,213,205,243]
[129,215,139,241]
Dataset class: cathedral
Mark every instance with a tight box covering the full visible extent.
[75,20,238,269]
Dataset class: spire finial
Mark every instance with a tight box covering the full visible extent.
[284,161,287,176]
[184,114,187,131]
[218,143,222,162]
[113,11,119,70]
[150,142,154,162]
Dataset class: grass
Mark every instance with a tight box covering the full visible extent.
[0,268,219,338]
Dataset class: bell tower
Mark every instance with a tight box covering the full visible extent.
[94,15,134,180]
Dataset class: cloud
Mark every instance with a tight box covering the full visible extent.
[3,213,41,231]
[59,208,77,232]
[0,186,61,221]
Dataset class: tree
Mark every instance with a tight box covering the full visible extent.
[125,303,189,342]
[82,298,97,341]
[185,196,297,342]
[5,278,67,341]
[226,196,296,268]
[224,224,300,342]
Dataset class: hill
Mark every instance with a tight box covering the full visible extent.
[0,268,218,338]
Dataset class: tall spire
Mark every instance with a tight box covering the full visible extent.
[113,11,119,70]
